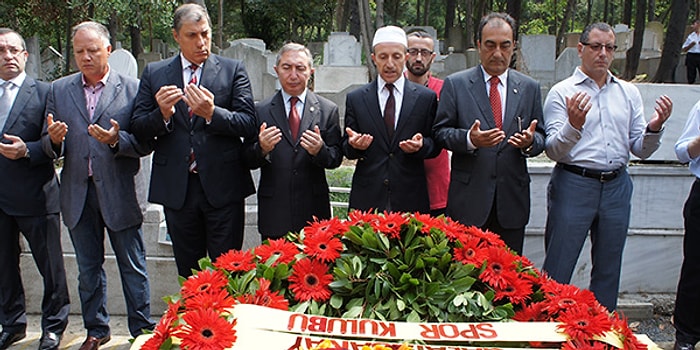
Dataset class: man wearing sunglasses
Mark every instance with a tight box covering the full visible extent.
[542,22,673,312]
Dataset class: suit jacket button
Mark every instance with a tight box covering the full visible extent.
[389,153,394,158]
[383,179,389,185]
[190,131,195,136]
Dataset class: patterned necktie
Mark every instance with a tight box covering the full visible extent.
[0,82,13,130]
[384,83,395,139]
[289,96,301,141]
[188,65,198,118]
[489,76,502,129]
[188,65,198,173]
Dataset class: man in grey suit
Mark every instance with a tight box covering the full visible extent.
[43,22,154,350]
[433,13,545,255]
[0,28,69,350]
[244,43,343,239]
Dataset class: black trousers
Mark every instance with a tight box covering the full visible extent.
[164,173,245,278]
[686,53,700,84]
[674,178,700,344]
[0,211,70,334]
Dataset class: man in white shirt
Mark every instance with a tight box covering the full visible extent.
[683,19,700,84]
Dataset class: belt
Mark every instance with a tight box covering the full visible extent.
[556,163,622,182]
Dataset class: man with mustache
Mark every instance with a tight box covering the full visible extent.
[132,3,256,278]
[433,13,545,255]
[404,30,450,217]
[542,22,673,311]
[343,25,439,213]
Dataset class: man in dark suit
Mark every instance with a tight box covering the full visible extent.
[43,22,155,350]
[132,3,256,277]
[433,13,545,255]
[0,28,69,350]
[343,26,438,213]
[244,43,342,239]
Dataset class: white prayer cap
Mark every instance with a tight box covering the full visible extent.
[372,26,407,48]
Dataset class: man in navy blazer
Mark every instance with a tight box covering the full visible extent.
[343,26,439,213]
[433,13,545,255]
[244,43,342,239]
[0,28,69,350]
[132,4,256,277]
[43,22,154,350]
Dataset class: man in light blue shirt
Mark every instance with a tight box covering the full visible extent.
[671,100,700,350]
[542,22,673,311]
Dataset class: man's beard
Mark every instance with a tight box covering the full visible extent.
[408,63,430,76]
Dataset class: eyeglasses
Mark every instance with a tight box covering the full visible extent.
[407,48,434,57]
[581,42,617,52]
[0,46,25,57]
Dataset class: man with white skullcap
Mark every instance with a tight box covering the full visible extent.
[342,25,439,213]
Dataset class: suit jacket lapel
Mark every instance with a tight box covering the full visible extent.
[504,70,522,134]
[92,73,121,124]
[361,81,390,144]
[269,92,295,145]
[68,75,90,124]
[193,55,221,130]
[3,77,34,132]
[299,92,321,140]
[166,56,191,128]
[471,67,496,130]
[395,82,417,140]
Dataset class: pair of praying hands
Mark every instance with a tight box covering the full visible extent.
[258,122,325,156]
[469,119,538,149]
[565,91,673,132]
[345,127,424,153]
[155,84,215,122]
[46,114,119,146]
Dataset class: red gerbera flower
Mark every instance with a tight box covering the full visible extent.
[181,269,228,299]
[141,301,181,350]
[236,278,289,310]
[513,302,551,322]
[213,249,256,272]
[540,281,600,316]
[370,211,408,239]
[411,212,442,234]
[184,288,236,313]
[493,273,533,305]
[465,226,506,248]
[453,234,488,266]
[303,229,343,263]
[611,313,648,350]
[347,209,378,226]
[434,217,468,241]
[479,247,518,289]
[288,258,333,302]
[305,217,349,237]
[175,308,237,350]
[556,304,613,341]
[255,238,300,266]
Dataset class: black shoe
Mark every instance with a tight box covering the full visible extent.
[0,331,26,350]
[39,332,62,350]
[675,342,696,350]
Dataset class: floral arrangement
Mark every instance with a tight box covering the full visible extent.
[140,211,648,350]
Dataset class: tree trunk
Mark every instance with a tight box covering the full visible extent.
[506,0,522,40]
[446,0,456,38]
[336,0,347,32]
[604,0,610,23]
[623,0,633,25]
[423,0,431,25]
[217,0,223,49]
[466,0,476,48]
[647,0,656,21]
[586,0,593,24]
[108,10,119,49]
[349,0,361,40]
[417,0,422,25]
[556,0,577,55]
[64,5,72,75]
[357,0,377,79]
[376,0,385,27]
[652,0,690,82]
[624,0,646,80]
[130,25,144,58]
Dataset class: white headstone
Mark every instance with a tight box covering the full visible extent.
[109,48,138,79]
[323,32,361,66]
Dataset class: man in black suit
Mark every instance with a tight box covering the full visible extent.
[244,43,342,239]
[343,26,438,213]
[433,13,545,255]
[0,28,69,350]
[132,3,256,277]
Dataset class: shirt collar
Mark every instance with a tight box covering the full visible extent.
[1,71,26,89]
[281,88,308,105]
[572,66,617,86]
[480,66,508,85]
[181,54,202,72]
[378,75,405,94]
[81,66,110,88]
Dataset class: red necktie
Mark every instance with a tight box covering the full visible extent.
[188,65,198,172]
[289,96,301,141]
[188,65,198,118]
[489,76,502,129]
[384,84,395,139]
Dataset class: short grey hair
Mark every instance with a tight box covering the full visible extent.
[72,21,110,48]
[580,22,614,43]
[276,42,314,68]
[0,28,26,51]
[173,3,211,32]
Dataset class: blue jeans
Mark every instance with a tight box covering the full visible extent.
[542,166,632,311]
[69,181,154,338]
